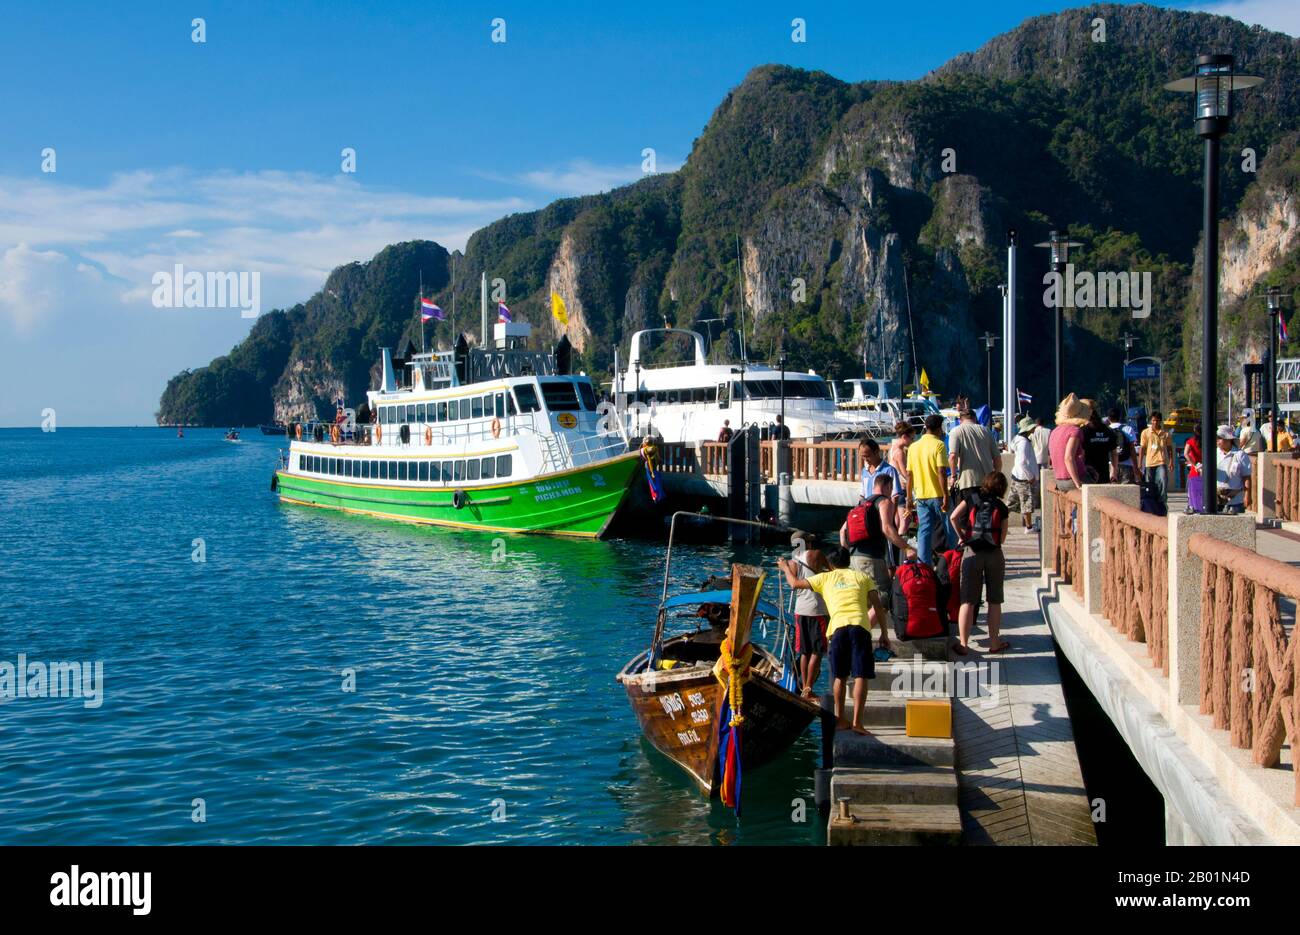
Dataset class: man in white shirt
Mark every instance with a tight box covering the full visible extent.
[1030,416,1052,475]
[1006,416,1039,532]
[1216,425,1253,514]
[1238,416,1265,455]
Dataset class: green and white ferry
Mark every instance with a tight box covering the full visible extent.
[273,321,641,538]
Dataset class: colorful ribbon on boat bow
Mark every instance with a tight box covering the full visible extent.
[713,637,753,815]
[640,441,665,502]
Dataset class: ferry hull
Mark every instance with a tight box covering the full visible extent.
[274,451,641,538]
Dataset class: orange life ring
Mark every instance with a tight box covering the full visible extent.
[375,423,382,442]
[424,426,432,446]
[491,417,501,439]
[330,424,340,444]
[295,424,302,440]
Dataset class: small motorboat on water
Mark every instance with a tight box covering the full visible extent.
[259,422,287,436]
[224,429,241,442]
[616,513,818,803]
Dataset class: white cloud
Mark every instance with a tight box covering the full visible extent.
[1188,0,1300,36]
[476,158,682,197]
[0,243,113,334]
[0,169,532,327]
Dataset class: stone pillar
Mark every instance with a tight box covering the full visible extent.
[1081,484,1140,615]
[1165,800,1205,846]
[1256,451,1282,522]
[778,472,794,526]
[1039,467,1055,583]
[1166,513,1256,707]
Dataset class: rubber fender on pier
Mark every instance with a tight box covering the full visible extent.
[452,489,466,510]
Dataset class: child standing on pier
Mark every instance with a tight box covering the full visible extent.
[779,547,889,735]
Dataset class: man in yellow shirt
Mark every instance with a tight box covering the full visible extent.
[779,547,888,734]
[1138,411,1173,507]
[906,413,952,565]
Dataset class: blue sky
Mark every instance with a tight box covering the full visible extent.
[1,0,1294,425]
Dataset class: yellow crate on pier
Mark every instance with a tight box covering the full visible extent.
[905,699,952,738]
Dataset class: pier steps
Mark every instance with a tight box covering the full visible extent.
[828,802,963,846]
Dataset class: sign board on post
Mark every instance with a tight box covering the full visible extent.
[1124,362,1160,380]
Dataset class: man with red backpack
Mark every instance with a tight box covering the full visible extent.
[948,471,1012,655]
[840,473,915,614]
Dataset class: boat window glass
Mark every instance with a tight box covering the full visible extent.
[419,461,429,481]
[298,455,305,470]
[506,392,517,416]
[454,460,464,481]
[467,459,481,481]
[417,404,427,423]
[481,457,495,479]
[428,461,439,482]
[667,389,680,404]
[495,394,506,418]
[379,461,388,480]
[472,397,484,419]
[343,460,351,477]
[577,382,597,411]
[397,461,407,481]
[312,456,320,472]
[459,399,472,420]
[440,462,452,482]
[540,380,580,411]
[437,401,448,422]
[409,405,419,423]
[370,461,378,479]
[718,383,730,408]
[514,384,541,413]
[378,407,388,425]
[360,460,369,480]
[496,454,512,477]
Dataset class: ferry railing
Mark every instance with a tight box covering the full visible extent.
[1277,458,1300,522]
[1188,533,1300,806]
[701,441,729,476]
[1097,496,1170,673]
[657,442,699,474]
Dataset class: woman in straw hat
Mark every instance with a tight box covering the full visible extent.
[1048,394,1089,491]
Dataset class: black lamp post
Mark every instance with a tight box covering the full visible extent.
[1121,333,1136,414]
[1034,230,1083,405]
[730,364,747,431]
[778,328,788,436]
[1166,54,1262,513]
[633,360,642,435]
[980,331,999,413]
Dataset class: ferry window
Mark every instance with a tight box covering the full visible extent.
[460,398,472,420]
[692,388,706,403]
[398,461,408,481]
[370,461,378,479]
[313,456,320,472]
[506,393,517,416]
[578,382,597,411]
[496,454,512,477]
[360,460,369,480]
[540,380,580,411]
[513,384,541,413]
[378,407,388,425]
[440,462,452,482]
[325,458,333,475]
[467,459,481,481]
[437,402,448,422]
[343,460,351,477]
[298,455,305,470]
[471,397,484,419]
[495,394,506,418]
[417,404,427,423]
[454,460,464,481]
[481,457,496,479]
[419,461,429,481]
[379,461,388,480]
[667,389,680,404]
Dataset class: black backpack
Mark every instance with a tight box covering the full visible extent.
[964,491,1005,552]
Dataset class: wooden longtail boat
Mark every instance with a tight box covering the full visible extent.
[616,514,819,797]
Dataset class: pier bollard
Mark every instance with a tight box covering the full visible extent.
[1166,513,1256,707]
[1081,484,1139,615]
[1256,452,1282,522]
[778,472,793,526]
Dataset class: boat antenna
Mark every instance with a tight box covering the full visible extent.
[735,233,747,363]
[903,254,918,388]
[450,253,457,340]
[419,269,425,354]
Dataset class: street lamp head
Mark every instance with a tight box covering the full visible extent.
[1164,54,1263,139]
[1034,230,1084,271]
[1266,285,1287,313]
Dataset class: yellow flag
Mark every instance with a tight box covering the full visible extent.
[551,292,568,326]
[920,368,931,392]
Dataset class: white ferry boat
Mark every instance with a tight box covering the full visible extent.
[610,328,891,442]
[273,321,641,538]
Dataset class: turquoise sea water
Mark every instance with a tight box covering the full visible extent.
[0,428,823,845]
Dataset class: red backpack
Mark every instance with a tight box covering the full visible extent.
[936,549,963,624]
[890,560,946,640]
[845,494,885,549]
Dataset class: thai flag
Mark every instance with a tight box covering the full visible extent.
[498,302,512,323]
[1281,314,1289,345]
[1017,388,1033,405]
[420,298,444,322]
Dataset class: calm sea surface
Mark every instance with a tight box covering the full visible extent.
[0,428,823,845]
